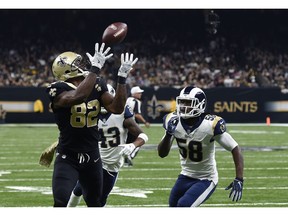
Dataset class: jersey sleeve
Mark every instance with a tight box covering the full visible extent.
[213,116,238,151]
[214,132,238,151]
[46,82,74,102]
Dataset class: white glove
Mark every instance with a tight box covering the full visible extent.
[118,143,136,156]
[117,53,138,78]
[130,146,140,159]
[86,43,113,69]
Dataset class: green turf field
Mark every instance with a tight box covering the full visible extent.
[0,123,288,207]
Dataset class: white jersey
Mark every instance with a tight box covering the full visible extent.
[98,105,133,172]
[163,112,238,184]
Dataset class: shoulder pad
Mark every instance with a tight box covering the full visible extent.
[213,117,226,136]
[46,81,75,99]
[163,112,177,130]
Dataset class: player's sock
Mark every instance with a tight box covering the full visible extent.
[67,191,82,207]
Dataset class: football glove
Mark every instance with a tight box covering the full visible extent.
[39,141,58,167]
[166,116,179,135]
[86,43,113,69]
[225,178,244,202]
[130,146,140,159]
[117,53,138,78]
[118,143,136,157]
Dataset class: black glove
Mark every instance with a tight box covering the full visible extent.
[225,177,243,202]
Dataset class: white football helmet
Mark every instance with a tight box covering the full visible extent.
[176,86,207,119]
[100,84,116,114]
[52,51,87,81]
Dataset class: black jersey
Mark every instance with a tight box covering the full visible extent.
[46,78,108,153]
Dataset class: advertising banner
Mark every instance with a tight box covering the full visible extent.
[0,87,287,123]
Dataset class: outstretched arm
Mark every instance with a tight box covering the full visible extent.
[124,117,146,148]
[118,117,148,159]
[53,72,98,108]
[103,53,138,114]
[101,82,128,114]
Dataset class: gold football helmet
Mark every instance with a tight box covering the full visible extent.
[52,51,87,81]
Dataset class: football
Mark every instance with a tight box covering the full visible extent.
[102,22,128,45]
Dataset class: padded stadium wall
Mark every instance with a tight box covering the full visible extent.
[0,87,287,123]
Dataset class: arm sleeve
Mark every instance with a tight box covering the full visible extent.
[214,132,239,151]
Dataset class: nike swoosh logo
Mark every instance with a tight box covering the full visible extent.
[94,157,100,163]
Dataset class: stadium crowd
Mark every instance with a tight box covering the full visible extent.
[1,35,288,92]
[0,10,288,92]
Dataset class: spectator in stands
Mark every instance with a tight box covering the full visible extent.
[0,12,288,92]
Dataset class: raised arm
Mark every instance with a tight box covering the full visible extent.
[102,53,138,114]
[54,43,113,108]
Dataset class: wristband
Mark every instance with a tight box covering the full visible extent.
[235,177,244,182]
[90,66,100,75]
[138,133,148,143]
[117,76,126,84]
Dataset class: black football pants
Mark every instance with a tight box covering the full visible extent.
[52,149,103,207]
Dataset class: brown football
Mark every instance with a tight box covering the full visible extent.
[102,22,128,45]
